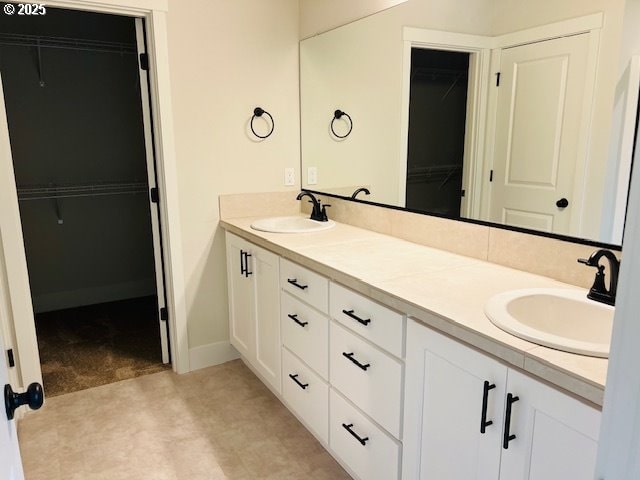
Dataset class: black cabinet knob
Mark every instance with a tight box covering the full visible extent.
[556,198,569,208]
[5,383,44,420]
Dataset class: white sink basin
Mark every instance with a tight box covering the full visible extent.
[484,288,614,358]
[250,216,336,233]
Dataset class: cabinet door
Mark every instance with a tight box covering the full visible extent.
[253,245,281,393]
[499,369,600,480]
[404,319,506,480]
[225,232,254,359]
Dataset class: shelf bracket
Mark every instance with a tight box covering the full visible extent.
[36,40,45,87]
[52,198,63,225]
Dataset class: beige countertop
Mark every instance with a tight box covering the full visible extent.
[221,215,608,406]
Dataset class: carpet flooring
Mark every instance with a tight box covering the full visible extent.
[34,296,169,397]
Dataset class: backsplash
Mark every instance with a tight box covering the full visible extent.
[219,191,621,289]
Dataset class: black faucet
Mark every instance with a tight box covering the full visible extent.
[577,249,620,306]
[296,191,330,222]
[351,187,371,199]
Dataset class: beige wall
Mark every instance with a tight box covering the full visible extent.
[167,0,300,351]
[299,0,408,39]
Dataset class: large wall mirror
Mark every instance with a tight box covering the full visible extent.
[300,0,640,246]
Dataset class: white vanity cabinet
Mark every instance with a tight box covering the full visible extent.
[328,284,406,480]
[225,232,281,393]
[403,318,601,480]
[278,258,406,480]
[224,230,601,480]
[279,261,331,444]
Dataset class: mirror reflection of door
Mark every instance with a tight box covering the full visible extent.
[406,48,470,217]
[489,34,591,234]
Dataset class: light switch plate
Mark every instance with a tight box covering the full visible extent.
[308,166,318,185]
[284,167,295,186]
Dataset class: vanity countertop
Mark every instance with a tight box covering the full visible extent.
[220,215,608,406]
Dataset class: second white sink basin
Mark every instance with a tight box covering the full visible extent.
[250,216,336,233]
[485,288,614,358]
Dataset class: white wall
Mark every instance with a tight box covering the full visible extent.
[299,0,408,39]
[166,0,300,353]
[595,54,640,476]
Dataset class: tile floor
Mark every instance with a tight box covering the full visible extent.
[18,360,350,480]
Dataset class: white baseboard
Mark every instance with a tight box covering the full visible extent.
[32,279,156,313]
[189,340,240,371]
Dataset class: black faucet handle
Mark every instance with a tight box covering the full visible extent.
[577,257,592,266]
[320,204,331,222]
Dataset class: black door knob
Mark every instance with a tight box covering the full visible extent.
[556,198,569,208]
[4,383,44,420]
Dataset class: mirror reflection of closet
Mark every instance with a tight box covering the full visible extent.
[406,48,470,217]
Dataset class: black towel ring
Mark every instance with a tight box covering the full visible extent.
[251,107,274,139]
[331,109,353,139]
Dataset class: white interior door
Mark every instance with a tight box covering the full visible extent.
[0,321,25,480]
[489,34,591,234]
[135,19,169,364]
[0,71,43,389]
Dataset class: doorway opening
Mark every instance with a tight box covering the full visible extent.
[0,7,170,396]
[406,48,470,217]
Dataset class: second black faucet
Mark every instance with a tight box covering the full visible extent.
[578,249,620,306]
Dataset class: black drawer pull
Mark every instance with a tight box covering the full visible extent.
[288,374,309,390]
[342,352,370,371]
[342,309,371,326]
[240,250,246,275]
[503,393,519,449]
[288,314,308,328]
[480,380,496,434]
[342,423,369,446]
[287,278,308,290]
[244,253,252,277]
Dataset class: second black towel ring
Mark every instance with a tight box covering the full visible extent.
[331,109,353,139]
[251,107,275,139]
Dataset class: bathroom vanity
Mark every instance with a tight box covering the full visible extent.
[222,215,605,480]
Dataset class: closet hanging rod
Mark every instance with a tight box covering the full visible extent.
[0,33,137,55]
[17,181,148,201]
[407,164,463,175]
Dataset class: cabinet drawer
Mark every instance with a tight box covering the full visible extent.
[330,282,405,357]
[280,258,329,313]
[330,322,403,438]
[282,348,329,444]
[329,389,401,480]
[281,292,329,380]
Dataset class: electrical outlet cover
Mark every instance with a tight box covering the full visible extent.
[308,166,318,185]
[284,167,295,186]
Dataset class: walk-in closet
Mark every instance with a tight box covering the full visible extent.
[0,6,168,396]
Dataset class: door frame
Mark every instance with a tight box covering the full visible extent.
[479,13,603,235]
[399,27,493,217]
[595,75,640,478]
[0,0,189,390]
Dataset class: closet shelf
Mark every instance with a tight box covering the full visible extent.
[17,182,149,201]
[0,33,137,55]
